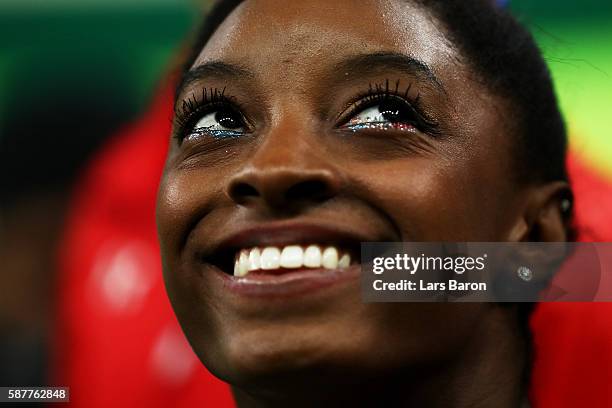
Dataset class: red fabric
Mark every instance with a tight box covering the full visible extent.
[530,156,612,407]
[53,85,233,407]
[53,87,612,407]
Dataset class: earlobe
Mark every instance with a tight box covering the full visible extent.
[508,181,572,242]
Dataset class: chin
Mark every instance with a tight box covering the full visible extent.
[202,322,358,382]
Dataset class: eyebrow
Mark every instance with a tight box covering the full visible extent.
[333,52,446,94]
[175,52,446,102]
[175,61,253,100]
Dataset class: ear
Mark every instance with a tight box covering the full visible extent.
[507,181,573,242]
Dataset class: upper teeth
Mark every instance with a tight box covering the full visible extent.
[233,245,351,277]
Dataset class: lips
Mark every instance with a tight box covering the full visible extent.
[196,223,369,295]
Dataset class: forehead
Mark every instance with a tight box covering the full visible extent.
[194,0,457,81]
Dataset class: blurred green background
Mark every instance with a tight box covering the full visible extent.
[509,0,612,178]
[0,0,198,125]
[0,0,610,174]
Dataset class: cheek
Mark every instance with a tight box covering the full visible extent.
[156,169,222,260]
[355,157,503,241]
[156,170,227,362]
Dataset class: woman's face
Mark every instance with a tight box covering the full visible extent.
[158,0,527,389]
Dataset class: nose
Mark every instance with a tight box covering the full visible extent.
[226,135,341,212]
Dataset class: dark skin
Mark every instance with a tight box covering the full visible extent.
[157,0,569,406]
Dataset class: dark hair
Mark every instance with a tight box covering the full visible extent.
[180,0,244,79]
[178,0,573,390]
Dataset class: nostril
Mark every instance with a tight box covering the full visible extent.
[227,168,340,208]
[230,182,260,202]
[286,180,334,203]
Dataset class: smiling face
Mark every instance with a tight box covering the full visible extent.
[157,0,533,395]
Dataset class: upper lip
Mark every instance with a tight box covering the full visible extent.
[198,221,378,273]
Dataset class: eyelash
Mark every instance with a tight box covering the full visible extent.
[338,79,440,135]
[173,87,246,142]
[173,80,440,142]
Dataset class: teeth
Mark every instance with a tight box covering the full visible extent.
[232,245,352,276]
[338,253,350,268]
[303,245,322,268]
[260,247,281,270]
[280,246,303,268]
[234,251,249,277]
[322,246,338,269]
[247,247,261,271]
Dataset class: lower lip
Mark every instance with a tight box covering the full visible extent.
[214,265,361,297]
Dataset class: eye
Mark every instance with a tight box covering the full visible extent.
[342,97,419,131]
[187,106,246,140]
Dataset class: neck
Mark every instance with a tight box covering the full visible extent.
[231,307,529,408]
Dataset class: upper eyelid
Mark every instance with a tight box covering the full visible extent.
[334,89,441,135]
[173,88,252,132]
[335,88,420,125]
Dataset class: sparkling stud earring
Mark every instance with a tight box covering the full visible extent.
[517,266,533,282]
[561,198,572,213]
